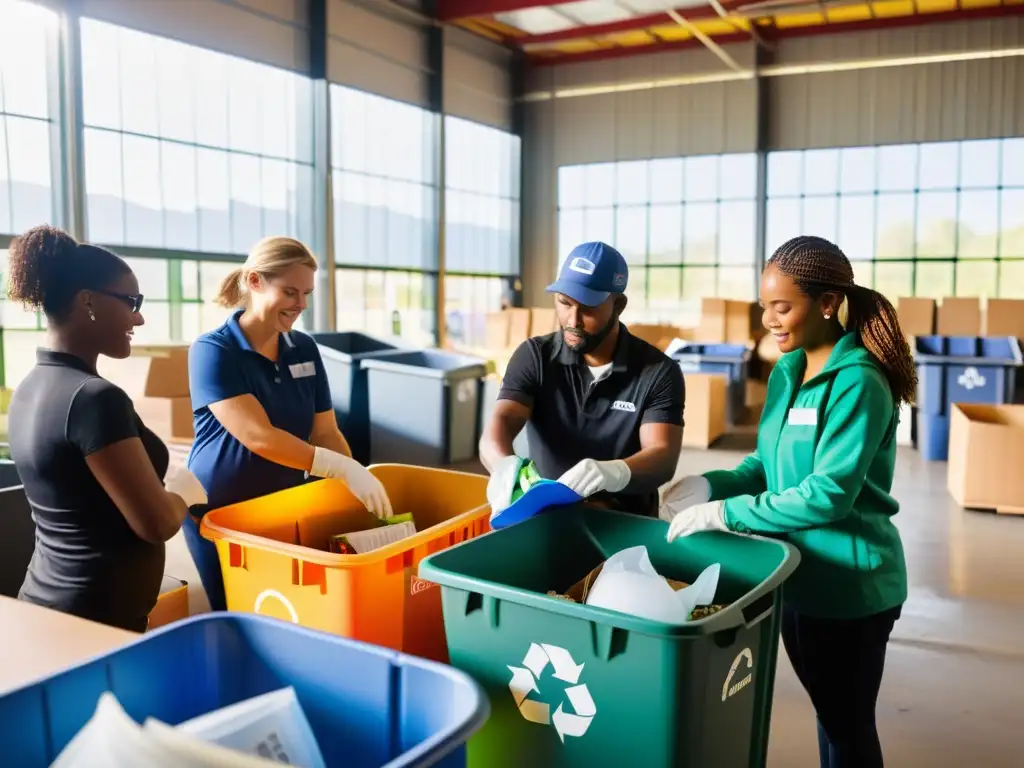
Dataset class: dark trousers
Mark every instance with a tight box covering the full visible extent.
[781,603,901,768]
[181,508,227,612]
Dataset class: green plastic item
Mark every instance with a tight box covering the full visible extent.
[418,506,800,768]
[509,459,541,504]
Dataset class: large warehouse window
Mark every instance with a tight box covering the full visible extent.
[79,17,314,342]
[0,1,60,387]
[331,85,437,345]
[444,116,520,347]
[766,139,1024,300]
[557,154,758,325]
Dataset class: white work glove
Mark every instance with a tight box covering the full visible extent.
[487,454,522,514]
[665,500,729,542]
[556,459,631,498]
[659,475,712,521]
[164,466,208,508]
[310,447,393,518]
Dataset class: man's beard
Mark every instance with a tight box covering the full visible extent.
[562,312,617,355]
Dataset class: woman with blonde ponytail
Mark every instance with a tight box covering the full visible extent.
[184,236,393,610]
[660,235,910,768]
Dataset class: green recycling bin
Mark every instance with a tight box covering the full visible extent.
[418,506,800,768]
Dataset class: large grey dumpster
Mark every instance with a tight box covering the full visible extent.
[311,332,410,464]
[362,351,488,466]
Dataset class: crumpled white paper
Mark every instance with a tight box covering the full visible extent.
[50,687,325,768]
[584,545,720,623]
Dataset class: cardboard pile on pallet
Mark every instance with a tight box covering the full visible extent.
[98,344,194,444]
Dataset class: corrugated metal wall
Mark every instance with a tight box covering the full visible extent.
[769,18,1024,149]
[521,18,1024,304]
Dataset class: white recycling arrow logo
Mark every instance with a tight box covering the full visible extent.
[507,642,596,743]
[957,366,987,391]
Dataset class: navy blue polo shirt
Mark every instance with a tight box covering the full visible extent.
[187,309,332,508]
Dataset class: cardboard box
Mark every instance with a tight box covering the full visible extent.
[682,373,727,449]
[133,396,194,443]
[896,297,936,338]
[483,312,510,350]
[97,343,191,399]
[937,298,981,337]
[506,308,532,346]
[529,307,558,337]
[983,299,1024,338]
[947,404,1024,514]
[693,299,757,344]
[147,575,189,630]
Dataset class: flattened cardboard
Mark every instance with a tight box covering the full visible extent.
[897,297,936,338]
[983,299,1024,338]
[937,298,981,337]
[98,343,191,399]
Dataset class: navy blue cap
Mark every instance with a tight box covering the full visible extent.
[545,242,628,307]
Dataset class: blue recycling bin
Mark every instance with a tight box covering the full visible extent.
[0,613,489,768]
[670,343,752,425]
[311,332,410,464]
[362,351,488,466]
[914,336,1023,461]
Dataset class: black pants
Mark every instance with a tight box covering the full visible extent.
[781,603,901,768]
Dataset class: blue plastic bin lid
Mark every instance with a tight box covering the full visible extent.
[490,479,582,530]
[914,335,1023,366]
[668,342,751,363]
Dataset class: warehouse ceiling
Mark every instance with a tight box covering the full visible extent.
[436,0,1024,64]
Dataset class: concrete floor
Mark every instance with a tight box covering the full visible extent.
[165,441,1024,767]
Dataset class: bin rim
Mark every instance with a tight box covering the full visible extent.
[199,464,491,568]
[316,345,412,364]
[359,352,488,380]
[0,612,491,768]
[418,508,801,639]
[913,335,1024,367]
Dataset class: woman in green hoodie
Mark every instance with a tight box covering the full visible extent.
[663,235,915,768]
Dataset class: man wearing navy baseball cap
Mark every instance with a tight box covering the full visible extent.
[479,241,685,518]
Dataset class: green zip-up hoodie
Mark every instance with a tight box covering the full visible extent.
[703,332,908,619]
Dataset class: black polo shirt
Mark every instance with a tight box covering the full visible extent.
[498,325,684,517]
[8,350,169,632]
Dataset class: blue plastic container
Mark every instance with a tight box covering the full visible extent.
[913,336,1023,460]
[670,343,752,425]
[0,613,489,768]
[312,332,409,464]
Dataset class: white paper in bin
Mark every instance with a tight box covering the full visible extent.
[177,687,326,768]
[585,545,720,624]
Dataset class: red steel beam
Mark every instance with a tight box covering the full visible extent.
[437,0,568,21]
[529,3,1023,66]
[518,0,758,45]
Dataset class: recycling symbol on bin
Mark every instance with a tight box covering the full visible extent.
[957,366,987,391]
[507,643,596,743]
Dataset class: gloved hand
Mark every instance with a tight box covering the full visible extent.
[487,454,523,515]
[665,500,729,542]
[311,447,393,518]
[659,474,712,521]
[556,459,631,498]
[164,466,208,508]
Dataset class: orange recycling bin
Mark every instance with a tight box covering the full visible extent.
[200,464,490,662]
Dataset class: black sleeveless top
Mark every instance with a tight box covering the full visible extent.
[8,349,169,632]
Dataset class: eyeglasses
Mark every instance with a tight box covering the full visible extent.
[96,289,145,313]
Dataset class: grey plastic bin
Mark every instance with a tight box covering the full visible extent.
[311,332,410,464]
[362,351,488,466]
[479,376,529,459]
[0,450,33,598]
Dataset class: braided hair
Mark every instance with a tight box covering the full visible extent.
[768,235,917,406]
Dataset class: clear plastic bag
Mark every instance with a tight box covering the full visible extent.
[584,545,720,623]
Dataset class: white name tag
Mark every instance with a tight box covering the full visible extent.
[788,407,817,426]
[289,362,316,379]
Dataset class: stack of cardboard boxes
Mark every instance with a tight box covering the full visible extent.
[896,296,1024,516]
[98,344,194,445]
